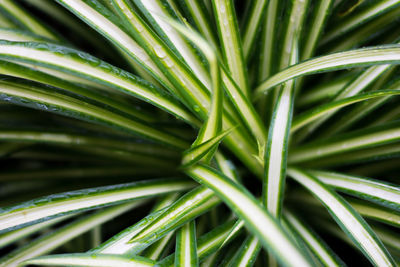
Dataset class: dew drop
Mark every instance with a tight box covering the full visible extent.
[153,45,166,59]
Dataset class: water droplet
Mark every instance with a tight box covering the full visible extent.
[153,45,166,59]
[164,57,173,68]
[193,105,200,112]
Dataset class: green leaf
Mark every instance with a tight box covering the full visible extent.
[156,219,244,266]
[182,129,232,168]
[288,168,396,266]
[254,45,400,100]
[127,186,219,254]
[284,211,344,267]
[227,235,261,267]
[130,0,211,90]
[290,122,400,164]
[186,164,312,267]
[1,202,145,266]
[321,0,400,45]
[23,253,156,267]
[0,0,60,41]
[0,78,188,148]
[241,0,268,60]
[175,220,198,267]
[309,169,400,211]
[263,41,297,218]
[212,0,249,98]
[291,90,400,133]
[0,178,194,233]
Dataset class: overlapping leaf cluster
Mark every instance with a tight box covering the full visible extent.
[0,0,400,266]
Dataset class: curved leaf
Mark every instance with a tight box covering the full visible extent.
[254,45,400,100]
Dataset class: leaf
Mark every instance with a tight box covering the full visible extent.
[127,186,219,254]
[0,178,194,233]
[0,40,199,126]
[254,45,400,100]
[288,168,396,266]
[0,79,188,148]
[291,89,400,133]
[212,0,249,98]
[156,219,244,266]
[290,121,400,164]
[241,0,268,60]
[263,41,297,218]
[0,0,60,41]
[284,211,344,267]
[227,235,261,267]
[309,169,400,211]
[130,0,211,90]
[22,253,156,267]
[186,164,312,267]
[181,129,232,168]
[1,202,145,266]
[175,220,198,267]
[321,0,400,45]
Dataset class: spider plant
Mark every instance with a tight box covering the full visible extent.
[0,0,400,266]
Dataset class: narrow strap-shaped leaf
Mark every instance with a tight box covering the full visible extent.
[329,6,400,53]
[212,0,249,98]
[175,221,198,267]
[179,0,219,48]
[128,186,219,254]
[131,0,211,90]
[255,0,281,120]
[0,40,198,126]
[0,28,53,43]
[156,219,244,266]
[161,17,223,162]
[0,129,179,160]
[289,121,400,163]
[257,0,280,81]
[277,0,308,70]
[317,67,399,138]
[287,168,396,266]
[56,0,176,92]
[182,129,232,168]
[291,90,400,133]
[0,202,144,266]
[56,0,260,178]
[348,200,400,228]
[295,63,393,142]
[254,45,400,100]
[0,178,194,233]
[284,211,344,267]
[309,170,400,211]
[0,60,156,123]
[263,43,297,218]
[0,214,74,249]
[0,79,188,148]
[297,73,355,107]
[109,0,211,116]
[0,0,60,41]
[240,0,268,60]
[143,231,175,260]
[222,69,267,147]
[301,0,333,60]
[22,253,156,267]
[321,0,400,45]
[227,235,260,267]
[186,164,312,267]
[92,208,168,254]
